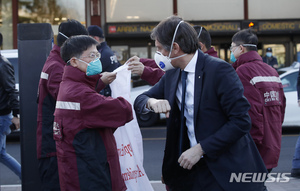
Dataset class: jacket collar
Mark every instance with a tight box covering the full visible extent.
[234,51,263,69]
[205,47,218,58]
[97,42,107,51]
[63,65,100,89]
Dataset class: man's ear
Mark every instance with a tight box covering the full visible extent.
[69,57,79,68]
[199,42,205,51]
[240,45,247,53]
[172,42,181,54]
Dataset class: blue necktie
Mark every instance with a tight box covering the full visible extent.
[179,70,187,155]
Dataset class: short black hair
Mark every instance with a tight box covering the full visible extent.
[60,35,98,63]
[57,19,88,47]
[193,25,211,49]
[232,28,258,51]
[151,15,199,54]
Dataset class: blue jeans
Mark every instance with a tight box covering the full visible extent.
[0,114,21,179]
[292,135,300,169]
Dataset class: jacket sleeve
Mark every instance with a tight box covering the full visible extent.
[235,66,264,145]
[47,64,64,100]
[134,74,166,114]
[140,58,165,85]
[82,93,133,129]
[0,60,19,116]
[95,76,106,93]
[199,63,252,158]
[140,58,159,68]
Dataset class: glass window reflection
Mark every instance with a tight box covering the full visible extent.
[18,0,85,34]
[0,0,13,49]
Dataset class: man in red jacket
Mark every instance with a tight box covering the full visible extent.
[37,19,116,190]
[55,35,133,191]
[36,19,89,190]
[231,29,286,174]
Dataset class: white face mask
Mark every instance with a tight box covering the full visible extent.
[154,20,187,71]
[154,51,187,71]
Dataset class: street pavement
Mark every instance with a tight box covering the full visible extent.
[1,127,300,190]
[1,179,300,191]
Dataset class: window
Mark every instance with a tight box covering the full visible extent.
[0,0,13,49]
[281,72,298,92]
[18,0,86,36]
[262,44,285,67]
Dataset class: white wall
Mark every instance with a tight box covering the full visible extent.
[249,0,300,19]
[178,0,244,21]
[105,0,300,23]
[106,0,173,22]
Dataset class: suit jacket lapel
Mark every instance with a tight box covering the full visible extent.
[194,50,205,127]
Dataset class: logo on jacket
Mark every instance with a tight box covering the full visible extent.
[264,90,279,103]
[110,55,118,64]
[53,122,62,140]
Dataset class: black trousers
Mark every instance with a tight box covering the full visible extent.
[38,156,61,191]
[169,161,224,191]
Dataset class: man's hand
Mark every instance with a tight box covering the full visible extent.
[101,72,117,85]
[178,143,204,170]
[127,56,140,63]
[147,98,171,118]
[11,116,20,130]
[128,62,145,76]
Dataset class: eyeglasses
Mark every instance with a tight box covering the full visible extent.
[229,45,240,51]
[80,52,101,60]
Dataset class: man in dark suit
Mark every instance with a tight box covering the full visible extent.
[134,15,267,191]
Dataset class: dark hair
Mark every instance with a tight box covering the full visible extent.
[57,19,88,47]
[232,28,258,51]
[150,15,199,54]
[193,25,211,49]
[60,35,98,63]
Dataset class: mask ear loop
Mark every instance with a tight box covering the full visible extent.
[59,32,69,39]
[197,27,203,39]
[168,20,184,58]
[242,44,257,48]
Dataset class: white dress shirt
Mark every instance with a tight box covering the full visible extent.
[176,51,198,147]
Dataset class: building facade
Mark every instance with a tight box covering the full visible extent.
[1,0,300,66]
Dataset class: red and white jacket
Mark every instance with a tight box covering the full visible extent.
[54,65,133,191]
[232,51,286,169]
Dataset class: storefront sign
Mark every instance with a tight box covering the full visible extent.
[106,22,240,37]
[191,22,241,33]
[106,20,300,37]
[258,21,300,33]
[106,23,157,37]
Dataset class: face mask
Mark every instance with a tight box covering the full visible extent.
[77,58,102,76]
[154,51,187,71]
[266,52,272,57]
[230,45,239,63]
[230,52,236,62]
[154,20,186,71]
